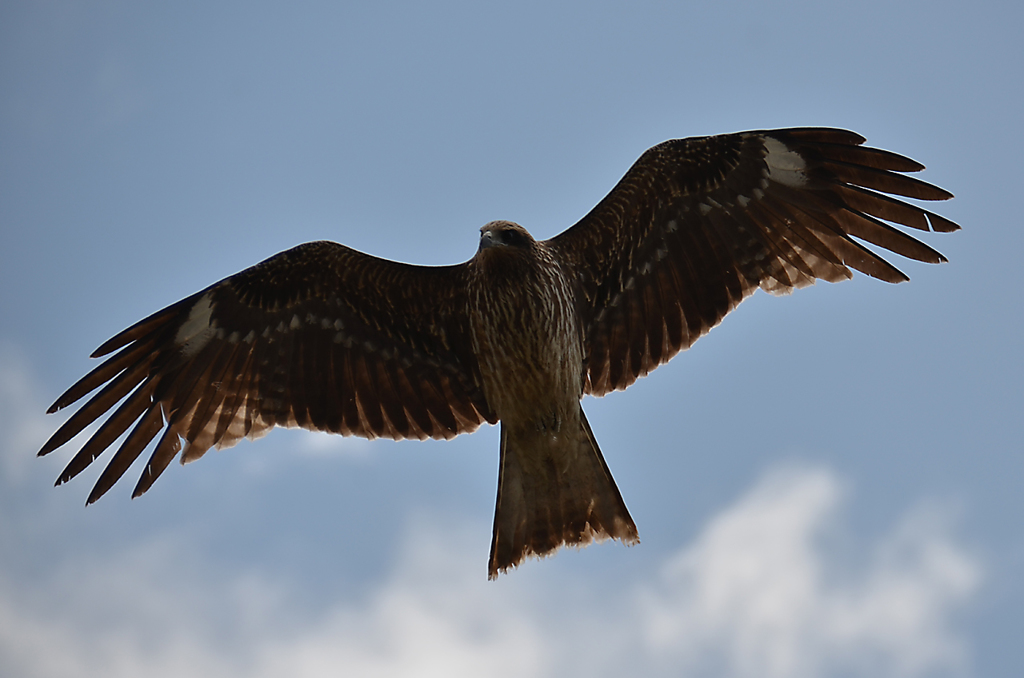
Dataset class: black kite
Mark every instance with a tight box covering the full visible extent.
[39,128,960,577]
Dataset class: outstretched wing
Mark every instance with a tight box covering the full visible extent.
[548,128,960,395]
[39,241,495,503]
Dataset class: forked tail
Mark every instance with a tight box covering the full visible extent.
[488,408,638,578]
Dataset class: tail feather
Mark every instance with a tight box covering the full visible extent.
[488,407,638,578]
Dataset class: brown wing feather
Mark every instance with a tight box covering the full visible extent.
[548,128,960,395]
[39,240,495,503]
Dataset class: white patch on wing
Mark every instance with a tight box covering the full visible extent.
[175,292,216,357]
[763,137,807,187]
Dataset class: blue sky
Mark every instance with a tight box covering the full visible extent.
[1,1,1021,676]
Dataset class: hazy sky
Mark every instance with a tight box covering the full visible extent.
[2,2,1021,676]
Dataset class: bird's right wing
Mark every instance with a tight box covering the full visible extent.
[39,241,495,503]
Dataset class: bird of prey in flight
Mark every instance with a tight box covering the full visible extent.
[39,128,959,578]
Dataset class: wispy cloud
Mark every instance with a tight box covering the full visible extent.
[640,468,979,677]
[0,355,981,678]
[0,345,55,486]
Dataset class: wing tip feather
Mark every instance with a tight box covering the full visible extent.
[928,212,961,233]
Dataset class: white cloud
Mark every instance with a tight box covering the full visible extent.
[0,345,55,485]
[0,521,547,678]
[0,356,981,678]
[0,469,980,678]
[640,468,979,677]
[255,525,547,678]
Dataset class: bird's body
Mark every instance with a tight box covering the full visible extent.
[468,222,637,573]
[39,128,959,577]
[469,223,584,429]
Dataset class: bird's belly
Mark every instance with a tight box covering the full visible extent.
[470,288,583,431]
[479,346,581,432]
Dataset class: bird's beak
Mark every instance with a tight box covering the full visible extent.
[479,229,499,250]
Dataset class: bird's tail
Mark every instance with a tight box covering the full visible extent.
[488,407,638,578]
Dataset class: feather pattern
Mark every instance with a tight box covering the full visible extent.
[41,242,495,503]
[548,128,959,395]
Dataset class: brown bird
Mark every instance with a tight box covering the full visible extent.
[39,128,959,578]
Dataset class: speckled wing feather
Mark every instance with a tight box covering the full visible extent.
[548,128,960,395]
[38,241,495,503]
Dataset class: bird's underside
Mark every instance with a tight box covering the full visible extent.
[39,127,960,578]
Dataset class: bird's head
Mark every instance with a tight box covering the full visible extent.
[478,221,535,252]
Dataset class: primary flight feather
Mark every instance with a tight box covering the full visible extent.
[39,127,959,578]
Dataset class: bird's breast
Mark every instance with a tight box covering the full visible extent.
[468,253,583,430]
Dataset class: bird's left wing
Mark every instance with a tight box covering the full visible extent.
[39,241,495,503]
[547,128,960,395]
